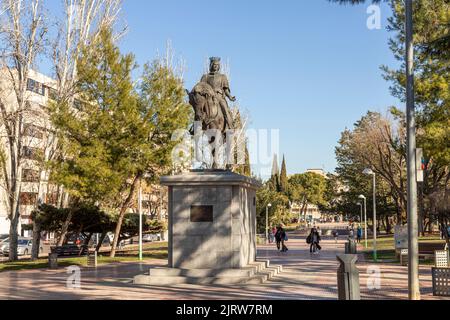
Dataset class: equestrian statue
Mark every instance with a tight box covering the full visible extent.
[188,57,236,169]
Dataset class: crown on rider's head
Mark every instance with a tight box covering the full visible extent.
[209,57,221,63]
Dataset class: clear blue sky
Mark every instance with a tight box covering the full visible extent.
[44,0,402,177]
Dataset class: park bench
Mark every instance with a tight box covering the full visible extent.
[50,244,89,257]
[399,242,448,266]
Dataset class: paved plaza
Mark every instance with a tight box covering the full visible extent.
[0,228,446,300]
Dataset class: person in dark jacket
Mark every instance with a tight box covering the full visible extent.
[309,228,322,254]
[275,226,282,251]
[275,226,289,252]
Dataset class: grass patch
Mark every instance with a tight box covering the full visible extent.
[361,236,445,265]
[284,224,299,232]
[364,250,398,262]
[0,242,168,273]
[363,236,444,252]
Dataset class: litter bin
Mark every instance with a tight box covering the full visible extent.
[337,254,360,300]
[48,253,58,269]
[345,239,357,254]
[87,251,97,268]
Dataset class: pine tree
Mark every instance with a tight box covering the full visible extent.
[49,28,191,256]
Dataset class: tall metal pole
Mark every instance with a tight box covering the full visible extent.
[359,203,363,226]
[363,197,368,249]
[265,206,269,244]
[138,182,143,261]
[406,0,421,300]
[373,174,377,262]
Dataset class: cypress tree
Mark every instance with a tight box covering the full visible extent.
[280,155,288,194]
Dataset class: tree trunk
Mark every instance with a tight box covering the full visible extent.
[8,177,21,261]
[381,217,387,233]
[300,200,308,225]
[8,143,21,262]
[83,233,93,247]
[57,210,73,247]
[57,199,78,247]
[31,221,42,261]
[8,208,20,262]
[385,215,392,234]
[110,174,141,258]
[96,232,107,253]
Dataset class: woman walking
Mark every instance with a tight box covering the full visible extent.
[308,228,322,254]
[275,226,288,252]
[356,225,363,243]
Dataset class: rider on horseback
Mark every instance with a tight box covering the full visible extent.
[199,57,235,130]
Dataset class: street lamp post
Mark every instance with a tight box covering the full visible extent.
[138,181,143,261]
[405,0,420,301]
[266,203,272,244]
[363,169,377,262]
[359,195,368,248]
[357,202,363,225]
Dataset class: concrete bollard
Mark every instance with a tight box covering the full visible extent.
[48,253,58,269]
[336,254,360,300]
[345,240,357,254]
[87,251,98,268]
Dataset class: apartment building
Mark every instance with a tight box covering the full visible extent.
[0,69,59,236]
[0,70,168,237]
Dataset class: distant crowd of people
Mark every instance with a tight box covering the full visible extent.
[267,222,370,256]
[347,223,363,243]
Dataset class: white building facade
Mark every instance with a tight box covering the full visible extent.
[0,69,58,237]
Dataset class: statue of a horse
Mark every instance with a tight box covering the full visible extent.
[189,82,225,132]
[188,82,227,169]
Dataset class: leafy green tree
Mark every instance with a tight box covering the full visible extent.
[50,28,191,257]
[330,0,449,234]
[288,172,327,221]
[256,184,290,232]
[381,0,449,233]
[268,155,280,192]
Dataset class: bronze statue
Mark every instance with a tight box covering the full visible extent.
[189,57,236,169]
[189,57,235,134]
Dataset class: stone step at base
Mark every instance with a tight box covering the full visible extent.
[257,267,280,280]
[134,274,269,286]
[133,261,283,286]
[149,267,256,278]
[249,260,269,272]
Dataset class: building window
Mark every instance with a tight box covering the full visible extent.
[23,124,44,139]
[47,87,58,101]
[26,78,45,96]
[22,146,44,161]
[45,193,58,206]
[19,192,38,206]
[22,169,40,183]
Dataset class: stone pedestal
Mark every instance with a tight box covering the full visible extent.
[166,170,260,269]
[134,170,283,285]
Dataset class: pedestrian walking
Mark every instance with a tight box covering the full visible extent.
[280,227,288,252]
[268,228,275,244]
[356,225,363,243]
[275,226,282,251]
[308,228,322,254]
[275,226,289,252]
[348,227,355,240]
[270,227,277,243]
[332,230,339,244]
